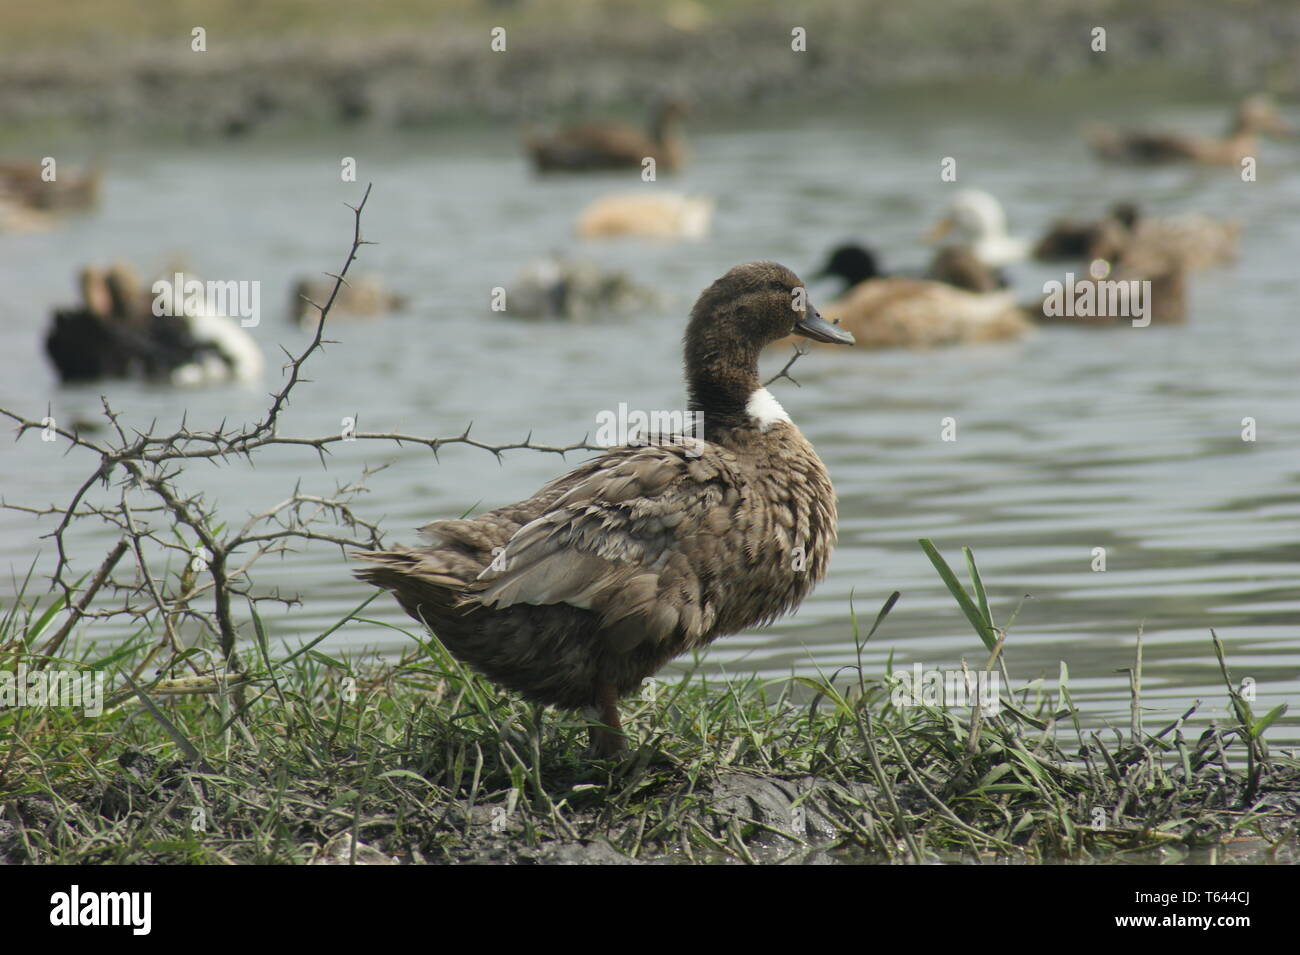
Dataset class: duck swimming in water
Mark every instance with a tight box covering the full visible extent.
[503,256,661,321]
[44,263,263,385]
[575,192,714,240]
[289,274,407,327]
[1086,94,1292,166]
[1035,202,1239,272]
[778,243,1029,350]
[354,262,853,757]
[928,189,1030,270]
[525,99,689,174]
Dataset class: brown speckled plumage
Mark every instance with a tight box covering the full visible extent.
[354,262,852,754]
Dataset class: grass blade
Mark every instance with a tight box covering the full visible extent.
[919,539,997,651]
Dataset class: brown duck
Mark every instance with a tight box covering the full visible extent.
[773,244,1029,350]
[0,160,101,212]
[354,262,853,756]
[526,100,688,173]
[1033,203,1141,263]
[1086,94,1291,166]
[1035,244,1188,328]
[1035,202,1239,273]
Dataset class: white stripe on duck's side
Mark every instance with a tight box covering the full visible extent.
[746,387,791,430]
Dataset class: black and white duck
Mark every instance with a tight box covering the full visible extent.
[816,241,1009,294]
[354,261,853,756]
[44,264,263,385]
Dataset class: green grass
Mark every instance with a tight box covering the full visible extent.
[2,545,1296,865]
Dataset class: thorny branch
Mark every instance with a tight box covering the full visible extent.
[0,183,606,682]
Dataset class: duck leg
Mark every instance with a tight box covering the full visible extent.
[587,683,626,758]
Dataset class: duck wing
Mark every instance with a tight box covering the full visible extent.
[468,442,742,652]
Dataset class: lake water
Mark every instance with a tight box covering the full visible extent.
[1,85,1297,744]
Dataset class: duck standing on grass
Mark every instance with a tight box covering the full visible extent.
[355,262,853,757]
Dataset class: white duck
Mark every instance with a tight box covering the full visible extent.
[576,192,713,240]
[929,189,1029,269]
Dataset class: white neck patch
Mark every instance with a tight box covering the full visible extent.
[746,387,791,431]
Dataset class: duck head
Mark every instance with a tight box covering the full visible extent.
[684,262,852,428]
[929,189,1028,267]
[654,97,689,124]
[651,98,690,140]
[105,263,143,321]
[815,243,883,290]
[1233,94,1291,138]
[78,266,113,320]
[930,189,1007,243]
[1110,201,1142,231]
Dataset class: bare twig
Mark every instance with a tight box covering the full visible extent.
[764,344,808,388]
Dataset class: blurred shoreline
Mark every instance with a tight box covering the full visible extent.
[3,0,1299,137]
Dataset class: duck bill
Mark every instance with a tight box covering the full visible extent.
[794,308,854,345]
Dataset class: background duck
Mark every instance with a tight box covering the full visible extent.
[813,244,889,292]
[1035,202,1239,272]
[0,160,102,212]
[817,279,1030,349]
[928,189,1030,270]
[503,255,661,320]
[788,243,1027,349]
[45,263,263,385]
[925,245,1010,292]
[525,99,688,173]
[354,261,853,757]
[575,191,713,240]
[814,241,1007,294]
[290,274,407,327]
[1086,94,1292,165]
[1034,252,1188,328]
[1033,202,1140,262]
